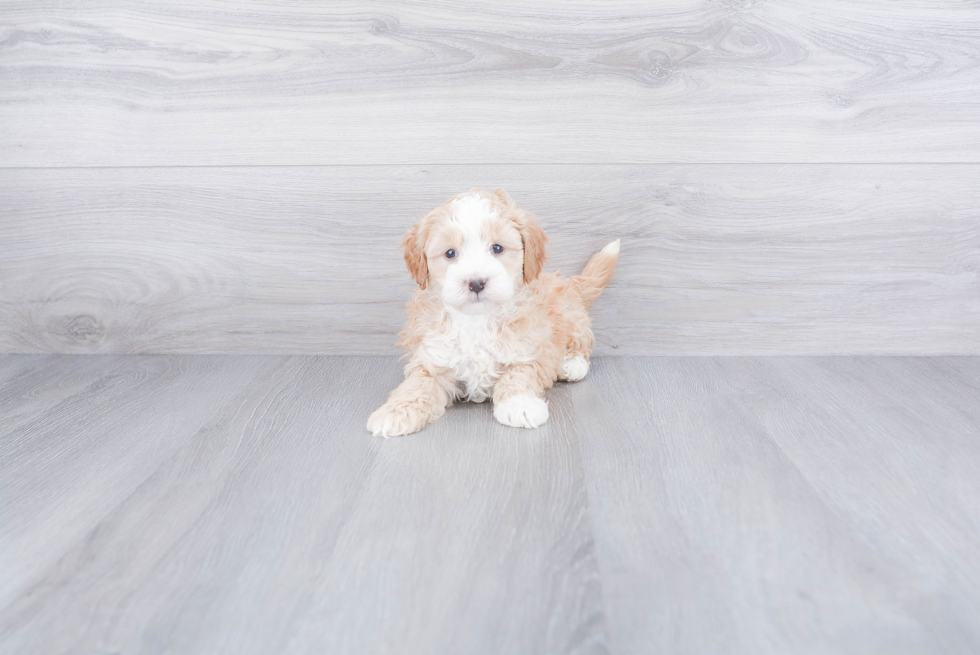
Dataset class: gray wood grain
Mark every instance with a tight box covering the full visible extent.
[2,355,980,653]
[2,165,977,356]
[570,356,980,654]
[1,0,978,166]
[0,355,606,655]
[0,354,136,438]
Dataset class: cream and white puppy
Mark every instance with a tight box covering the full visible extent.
[367,188,619,437]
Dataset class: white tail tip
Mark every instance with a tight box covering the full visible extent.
[601,239,621,256]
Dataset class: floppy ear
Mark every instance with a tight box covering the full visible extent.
[401,222,428,289]
[515,210,547,283]
[493,188,513,205]
[492,189,547,283]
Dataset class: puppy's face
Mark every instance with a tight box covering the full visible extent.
[402,190,547,315]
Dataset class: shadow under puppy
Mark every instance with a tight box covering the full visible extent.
[368,188,619,437]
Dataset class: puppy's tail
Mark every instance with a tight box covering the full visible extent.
[572,239,620,308]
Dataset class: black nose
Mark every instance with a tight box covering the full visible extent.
[468,278,486,293]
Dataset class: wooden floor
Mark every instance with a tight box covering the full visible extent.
[2,355,978,655]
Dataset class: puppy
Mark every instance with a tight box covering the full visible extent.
[367,188,619,437]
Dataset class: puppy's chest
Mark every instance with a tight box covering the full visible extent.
[420,314,517,401]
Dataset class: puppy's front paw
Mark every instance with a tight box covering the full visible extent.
[494,394,549,429]
[367,402,430,437]
[558,355,590,382]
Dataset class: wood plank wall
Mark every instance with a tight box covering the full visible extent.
[2,0,978,354]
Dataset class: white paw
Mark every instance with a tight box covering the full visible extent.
[558,355,590,382]
[366,402,429,437]
[493,394,549,429]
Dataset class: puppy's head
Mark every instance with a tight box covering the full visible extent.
[402,188,547,314]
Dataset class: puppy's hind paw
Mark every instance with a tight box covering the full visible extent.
[494,394,549,429]
[367,401,430,437]
[558,355,589,382]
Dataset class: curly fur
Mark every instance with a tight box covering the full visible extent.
[367,188,619,437]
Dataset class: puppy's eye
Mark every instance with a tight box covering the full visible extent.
[492,244,503,254]
[445,249,456,259]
